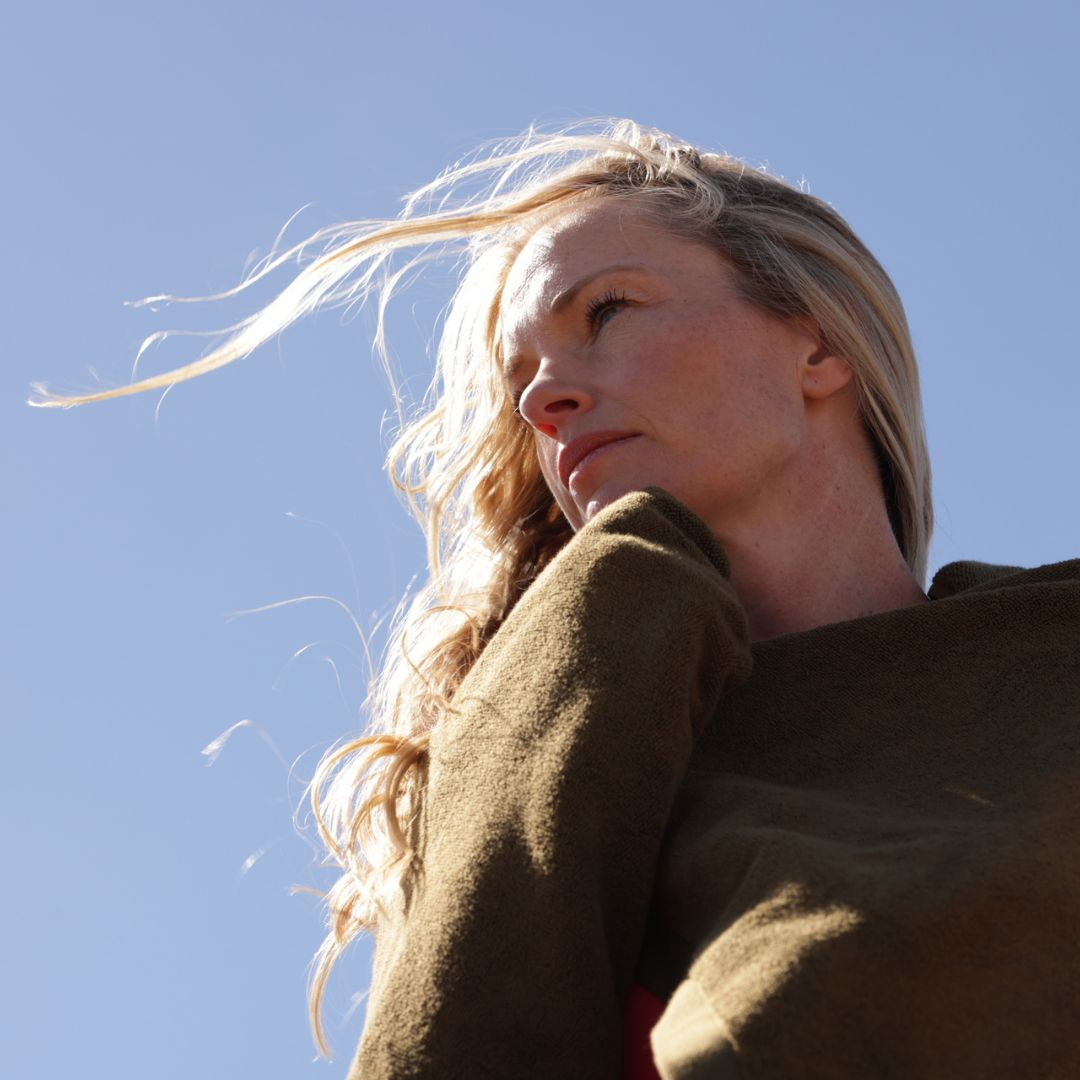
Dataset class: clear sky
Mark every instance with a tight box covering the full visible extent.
[5,2,1078,1077]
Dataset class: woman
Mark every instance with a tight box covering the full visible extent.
[36,121,1080,1077]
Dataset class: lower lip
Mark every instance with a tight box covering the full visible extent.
[568,435,639,486]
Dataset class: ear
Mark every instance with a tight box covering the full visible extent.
[796,322,854,401]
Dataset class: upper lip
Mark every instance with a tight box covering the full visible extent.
[557,430,639,488]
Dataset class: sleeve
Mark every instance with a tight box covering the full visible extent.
[349,488,753,1079]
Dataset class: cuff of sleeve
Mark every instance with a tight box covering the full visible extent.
[581,486,734,581]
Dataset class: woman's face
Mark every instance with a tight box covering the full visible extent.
[498,198,829,535]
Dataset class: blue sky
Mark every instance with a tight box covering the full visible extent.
[5,2,1078,1077]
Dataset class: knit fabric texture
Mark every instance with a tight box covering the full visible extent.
[350,488,1080,1079]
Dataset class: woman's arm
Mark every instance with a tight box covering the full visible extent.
[351,488,752,1079]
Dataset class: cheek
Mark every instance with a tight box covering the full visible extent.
[534,438,558,487]
[533,439,584,528]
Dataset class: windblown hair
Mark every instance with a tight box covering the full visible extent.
[32,119,932,1053]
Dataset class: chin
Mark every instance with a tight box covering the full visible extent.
[578,480,645,525]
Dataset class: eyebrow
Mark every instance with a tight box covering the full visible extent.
[502,263,650,381]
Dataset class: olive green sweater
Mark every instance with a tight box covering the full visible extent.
[350,488,1080,1079]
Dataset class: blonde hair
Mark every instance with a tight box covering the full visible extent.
[32,119,932,1053]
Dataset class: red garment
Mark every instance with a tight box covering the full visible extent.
[622,984,665,1080]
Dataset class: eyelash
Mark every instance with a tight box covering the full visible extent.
[585,289,630,330]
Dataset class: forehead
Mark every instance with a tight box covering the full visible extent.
[499,198,679,340]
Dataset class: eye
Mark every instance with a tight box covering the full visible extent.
[507,381,530,422]
[585,289,630,331]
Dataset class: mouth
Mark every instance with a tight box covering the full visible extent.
[557,430,640,489]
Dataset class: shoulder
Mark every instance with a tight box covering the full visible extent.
[928,557,1080,601]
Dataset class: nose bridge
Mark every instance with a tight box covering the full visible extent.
[534,345,582,393]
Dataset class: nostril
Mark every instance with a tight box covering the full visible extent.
[530,397,577,439]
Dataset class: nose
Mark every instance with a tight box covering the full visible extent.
[516,362,596,439]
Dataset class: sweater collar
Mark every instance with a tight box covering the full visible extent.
[928,557,1080,601]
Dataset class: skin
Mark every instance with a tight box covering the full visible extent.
[499,197,927,641]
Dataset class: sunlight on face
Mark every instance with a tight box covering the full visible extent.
[499,198,821,533]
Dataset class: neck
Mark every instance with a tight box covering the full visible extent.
[718,447,927,643]
[729,529,926,643]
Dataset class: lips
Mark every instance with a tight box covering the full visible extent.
[557,430,639,489]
